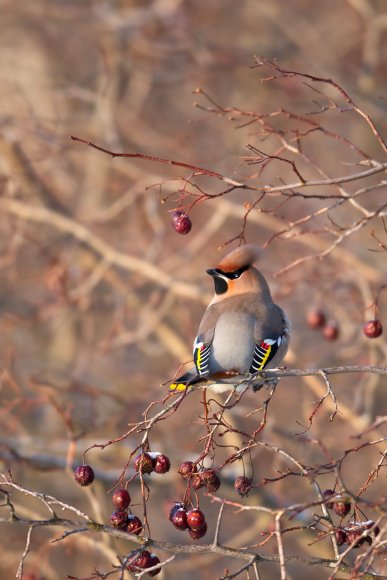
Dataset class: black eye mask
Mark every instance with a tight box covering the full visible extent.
[214,264,250,280]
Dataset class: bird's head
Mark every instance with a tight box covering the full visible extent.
[206,245,272,303]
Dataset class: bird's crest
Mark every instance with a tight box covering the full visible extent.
[216,245,261,272]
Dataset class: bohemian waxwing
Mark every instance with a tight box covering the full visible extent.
[170,245,290,393]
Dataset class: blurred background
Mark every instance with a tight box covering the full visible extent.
[0,1,386,578]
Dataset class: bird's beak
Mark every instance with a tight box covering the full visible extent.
[206,268,218,277]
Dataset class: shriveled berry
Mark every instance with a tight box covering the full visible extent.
[171,211,192,235]
[192,475,205,490]
[127,550,152,572]
[110,510,128,529]
[234,476,252,497]
[187,509,206,531]
[307,309,326,329]
[169,502,184,522]
[373,525,380,537]
[147,554,161,576]
[112,488,130,510]
[363,320,383,339]
[323,321,339,341]
[333,501,351,517]
[178,461,197,479]
[335,529,347,546]
[172,508,188,531]
[126,515,143,535]
[134,452,155,474]
[154,454,171,474]
[200,469,217,484]
[322,489,335,510]
[188,522,207,539]
[74,464,95,487]
[206,475,221,493]
[346,529,363,548]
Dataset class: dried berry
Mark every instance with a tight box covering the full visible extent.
[74,465,95,487]
[127,550,152,572]
[134,452,155,474]
[333,500,351,517]
[187,509,206,531]
[363,320,383,339]
[192,475,205,490]
[112,488,131,510]
[307,309,326,329]
[322,489,335,510]
[178,461,197,479]
[234,476,252,497]
[188,522,207,539]
[335,529,347,546]
[172,508,188,531]
[147,554,161,576]
[154,454,171,474]
[206,475,221,493]
[126,515,143,535]
[323,321,339,341]
[110,510,128,529]
[171,211,192,235]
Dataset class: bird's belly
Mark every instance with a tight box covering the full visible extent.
[210,312,255,373]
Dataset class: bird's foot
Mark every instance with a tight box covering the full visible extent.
[251,375,279,393]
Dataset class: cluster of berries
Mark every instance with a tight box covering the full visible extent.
[170,503,208,539]
[323,490,379,550]
[178,461,220,493]
[109,488,143,536]
[335,521,380,549]
[134,452,171,475]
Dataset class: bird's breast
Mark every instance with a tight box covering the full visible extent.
[210,312,255,373]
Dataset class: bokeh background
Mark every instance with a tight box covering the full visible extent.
[0,1,386,578]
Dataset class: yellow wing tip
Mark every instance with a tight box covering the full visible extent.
[169,382,188,392]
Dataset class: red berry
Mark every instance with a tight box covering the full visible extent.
[234,476,252,497]
[110,510,128,529]
[178,461,197,479]
[112,489,131,510]
[171,211,192,235]
[127,550,152,572]
[154,454,171,474]
[323,321,339,341]
[307,309,326,329]
[147,554,161,576]
[322,489,335,510]
[172,508,188,531]
[188,522,207,539]
[126,515,143,535]
[134,452,155,474]
[333,501,351,517]
[363,320,383,339]
[169,502,184,522]
[187,509,206,531]
[335,529,347,546]
[74,465,95,487]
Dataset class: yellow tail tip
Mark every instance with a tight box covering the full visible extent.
[169,383,187,392]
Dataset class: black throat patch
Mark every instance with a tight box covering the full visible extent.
[214,276,228,295]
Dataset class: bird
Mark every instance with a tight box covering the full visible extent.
[170,245,290,393]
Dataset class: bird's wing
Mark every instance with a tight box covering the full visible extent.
[249,306,289,374]
[170,307,217,390]
[192,305,218,376]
